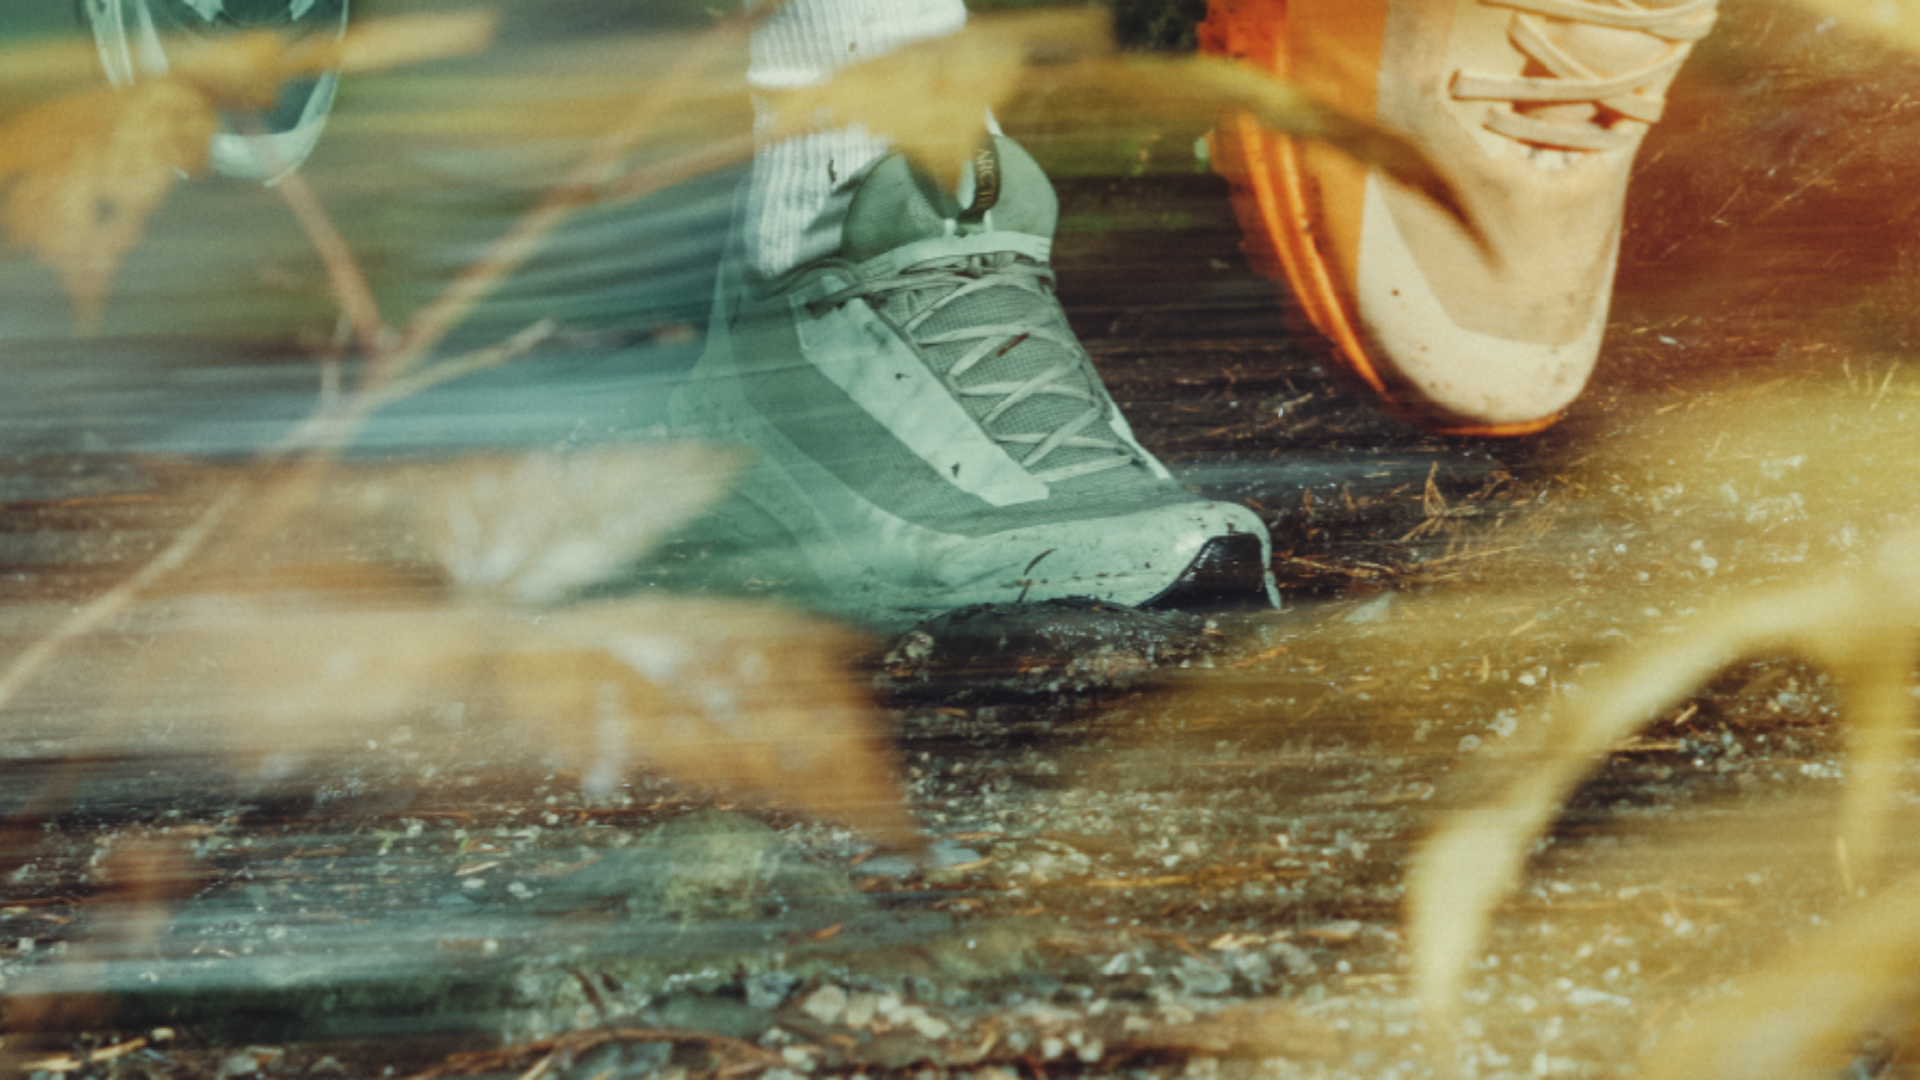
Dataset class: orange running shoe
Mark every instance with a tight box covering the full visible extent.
[1200,0,1716,435]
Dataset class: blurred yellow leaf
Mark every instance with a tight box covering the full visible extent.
[762,8,1101,188]
[326,10,499,77]
[0,11,495,329]
[0,82,214,329]
[1642,871,1920,1080]
[121,594,916,846]
[1791,0,1920,53]
[1045,51,1456,215]
[1407,525,1920,1059]
[766,7,1451,215]
[506,598,917,845]
[88,444,917,846]
[0,39,103,101]
[417,444,747,606]
[165,12,500,113]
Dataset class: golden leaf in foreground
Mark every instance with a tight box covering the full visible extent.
[505,599,915,845]
[1406,526,1920,1058]
[1640,871,1920,1080]
[1080,54,1457,216]
[329,11,500,77]
[175,444,743,601]
[83,443,915,845]
[163,11,499,103]
[0,82,214,328]
[764,7,1451,218]
[1790,0,1920,55]
[0,11,495,327]
[417,444,747,606]
[0,39,105,99]
[760,9,1101,188]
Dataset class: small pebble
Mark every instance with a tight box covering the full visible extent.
[745,971,798,1010]
[844,991,880,1028]
[800,984,848,1025]
[854,855,919,879]
[910,1012,952,1039]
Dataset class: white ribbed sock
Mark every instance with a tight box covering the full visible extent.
[744,0,968,278]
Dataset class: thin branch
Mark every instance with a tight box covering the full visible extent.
[0,14,749,724]
[572,133,756,208]
[222,107,392,359]
[264,318,557,461]
[271,163,392,359]
[0,482,247,717]
[364,318,557,410]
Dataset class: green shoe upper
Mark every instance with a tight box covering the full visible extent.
[675,134,1277,616]
[725,137,1202,538]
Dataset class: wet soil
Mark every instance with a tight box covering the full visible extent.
[8,3,1920,1078]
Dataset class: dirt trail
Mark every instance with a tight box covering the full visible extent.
[7,3,1920,1077]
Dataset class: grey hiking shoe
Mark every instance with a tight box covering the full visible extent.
[670,136,1279,621]
[80,0,349,182]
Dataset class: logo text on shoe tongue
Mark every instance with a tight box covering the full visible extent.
[960,142,1003,225]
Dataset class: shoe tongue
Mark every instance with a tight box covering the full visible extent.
[842,136,1058,263]
[839,138,1135,489]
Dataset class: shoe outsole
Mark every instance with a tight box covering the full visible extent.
[1142,533,1275,614]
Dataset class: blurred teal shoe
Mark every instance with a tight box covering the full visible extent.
[80,0,350,182]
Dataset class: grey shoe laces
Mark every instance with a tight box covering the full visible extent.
[82,0,328,34]
[811,251,1140,486]
[1451,0,1718,151]
[176,0,325,26]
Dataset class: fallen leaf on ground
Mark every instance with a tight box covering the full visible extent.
[0,833,204,1069]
